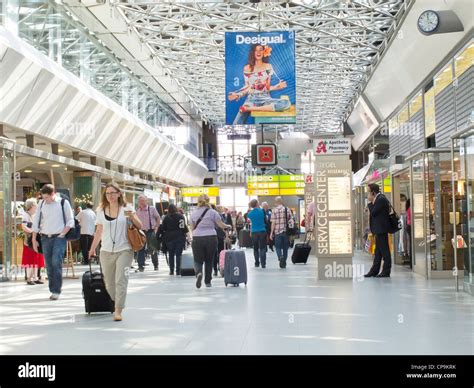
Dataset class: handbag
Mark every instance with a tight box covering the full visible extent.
[386,198,402,234]
[127,222,147,252]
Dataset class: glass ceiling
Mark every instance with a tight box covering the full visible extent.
[111,0,413,133]
[10,0,182,129]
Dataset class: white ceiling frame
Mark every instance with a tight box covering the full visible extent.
[109,0,411,133]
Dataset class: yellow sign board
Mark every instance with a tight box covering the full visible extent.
[248,189,280,196]
[182,187,220,197]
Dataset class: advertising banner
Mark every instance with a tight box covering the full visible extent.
[225,31,296,125]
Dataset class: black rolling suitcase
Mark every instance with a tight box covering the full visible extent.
[239,229,253,248]
[291,237,311,264]
[82,259,114,314]
[180,253,195,276]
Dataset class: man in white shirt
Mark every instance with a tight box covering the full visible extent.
[32,184,75,300]
[77,202,97,265]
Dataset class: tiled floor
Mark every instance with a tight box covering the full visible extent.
[0,249,473,355]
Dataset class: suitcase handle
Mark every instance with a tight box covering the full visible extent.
[88,255,105,275]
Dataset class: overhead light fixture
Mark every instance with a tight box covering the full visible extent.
[52,164,61,168]
[37,161,47,165]
[24,170,32,173]
[58,148,64,153]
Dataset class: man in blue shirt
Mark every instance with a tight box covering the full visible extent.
[247,199,268,268]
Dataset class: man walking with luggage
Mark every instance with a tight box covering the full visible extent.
[365,183,392,278]
[136,195,161,271]
[247,199,268,268]
[32,184,75,300]
[270,197,293,269]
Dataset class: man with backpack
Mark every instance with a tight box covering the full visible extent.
[32,184,75,300]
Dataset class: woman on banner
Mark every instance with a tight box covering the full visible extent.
[228,44,290,125]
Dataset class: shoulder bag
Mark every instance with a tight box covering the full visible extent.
[126,210,147,251]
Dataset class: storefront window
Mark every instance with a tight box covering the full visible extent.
[426,153,460,271]
[459,135,474,292]
[411,156,426,275]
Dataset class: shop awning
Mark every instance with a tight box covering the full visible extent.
[353,159,390,188]
[353,162,372,188]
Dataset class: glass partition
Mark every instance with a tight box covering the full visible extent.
[0,140,14,281]
[411,156,427,277]
[410,151,463,278]
[458,135,474,294]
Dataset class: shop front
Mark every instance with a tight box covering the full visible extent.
[0,137,168,281]
[451,124,474,294]
[407,149,463,280]
[353,159,391,251]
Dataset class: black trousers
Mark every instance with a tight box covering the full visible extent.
[192,236,217,285]
[80,234,94,263]
[370,233,392,275]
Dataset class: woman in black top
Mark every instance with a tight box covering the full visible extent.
[160,204,188,275]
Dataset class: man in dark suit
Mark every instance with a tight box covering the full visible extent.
[365,183,392,278]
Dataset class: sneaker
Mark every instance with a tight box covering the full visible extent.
[169,271,174,275]
[26,281,35,285]
[49,293,59,300]
[213,271,218,276]
[139,267,144,272]
[255,262,260,268]
[205,283,212,288]
[176,271,181,276]
[154,266,158,271]
[34,280,44,285]
[196,273,203,289]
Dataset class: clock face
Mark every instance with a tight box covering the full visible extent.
[418,10,439,33]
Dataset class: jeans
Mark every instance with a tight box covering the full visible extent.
[274,233,290,263]
[251,231,267,267]
[41,236,67,294]
[167,237,186,273]
[192,236,217,285]
[80,234,94,263]
[233,93,291,125]
[137,230,158,268]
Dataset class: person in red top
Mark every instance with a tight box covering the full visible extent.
[21,198,45,285]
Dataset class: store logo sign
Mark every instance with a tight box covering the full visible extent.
[236,34,286,45]
[314,138,351,155]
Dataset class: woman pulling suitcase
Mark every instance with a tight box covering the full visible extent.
[88,183,142,321]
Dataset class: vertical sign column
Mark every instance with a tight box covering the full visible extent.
[313,139,354,279]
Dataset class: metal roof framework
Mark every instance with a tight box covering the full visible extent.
[112,0,413,133]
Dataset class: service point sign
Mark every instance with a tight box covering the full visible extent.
[314,138,351,155]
